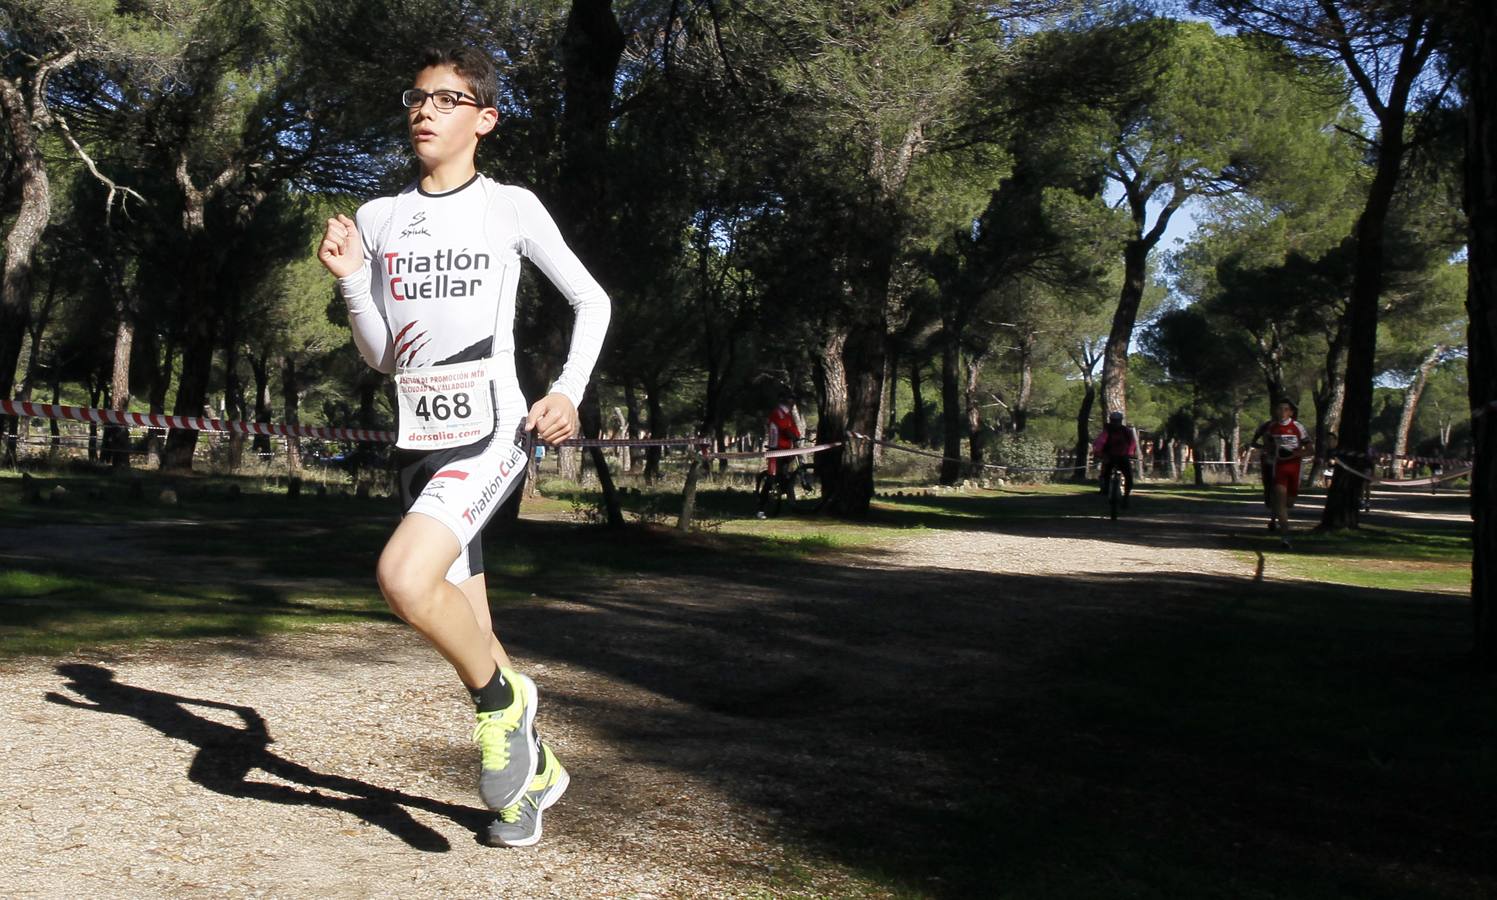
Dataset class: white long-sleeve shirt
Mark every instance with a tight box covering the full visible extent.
[336,174,610,408]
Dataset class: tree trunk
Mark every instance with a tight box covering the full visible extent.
[1322,100,1414,528]
[1013,332,1035,432]
[1311,320,1348,483]
[162,305,217,472]
[223,319,246,470]
[676,451,702,531]
[104,308,135,469]
[0,71,61,402]
[939,330,962,484]
[557,0,624,253]
[1191,399,1205,487]
[1101,229,1161,418]
[145,332,174,465]
[643,381,664,484]
[1229,404,1242,485]
[559,446,581,481]
[281,357,302,476]
[1392,344,1445,476]
[623,381,644,474]
[909,356,926,445]
[830,322,885,516]
[1464,0,1496,670]
[1072,373,1096,484]
[580,391,625,528]
[965,351,987,466]
[871,336,896,466]
[88,376,103,463]
[48,369,62,458]
[815,328,850,506]
[611,404,630,474]
[250,354,273,456]
[884,337,900,437]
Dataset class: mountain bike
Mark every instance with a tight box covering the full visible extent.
[1103,456,1134,521]
[754,451,826,518]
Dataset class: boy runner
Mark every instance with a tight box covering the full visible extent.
[316,47,609,847]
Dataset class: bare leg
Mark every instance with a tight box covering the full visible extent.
[376,513,497,688]
[1272,484,1291,540]
[456,573,512,671]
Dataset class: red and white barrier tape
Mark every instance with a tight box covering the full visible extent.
[0,399,712,450]
[1,399,395,443]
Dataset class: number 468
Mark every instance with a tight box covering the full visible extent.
[415,392,472,421]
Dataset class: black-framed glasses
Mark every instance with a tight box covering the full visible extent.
[401,88,478,112]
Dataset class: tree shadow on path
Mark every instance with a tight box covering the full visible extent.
[501,544,1493,898]
[44,663,490,851]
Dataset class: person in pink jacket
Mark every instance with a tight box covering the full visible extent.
[1092,411,1137,504]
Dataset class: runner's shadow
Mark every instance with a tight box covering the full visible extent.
[44,663,490,851]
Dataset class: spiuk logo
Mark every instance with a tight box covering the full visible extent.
[400,211,431,239]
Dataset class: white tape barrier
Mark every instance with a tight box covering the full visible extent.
[1332,458,1473,488]
[701,442,841,461]
[845,432,1087,473]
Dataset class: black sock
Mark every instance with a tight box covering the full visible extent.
[471,667,514,713]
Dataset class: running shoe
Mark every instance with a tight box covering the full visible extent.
[474,669,539,811]
[487,741,570,848]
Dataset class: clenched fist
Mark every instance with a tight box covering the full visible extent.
[317,214,363,278]
[526,393,579,446]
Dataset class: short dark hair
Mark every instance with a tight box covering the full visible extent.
[416,47,497,110]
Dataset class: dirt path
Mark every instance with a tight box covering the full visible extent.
[0,490,1459,898]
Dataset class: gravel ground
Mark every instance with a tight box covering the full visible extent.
[0,491,1313,899]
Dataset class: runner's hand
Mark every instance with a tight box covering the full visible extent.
[526,393,578,446]
[318,214,362,279]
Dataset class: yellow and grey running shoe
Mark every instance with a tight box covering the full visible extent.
[487,741,570,848]
[473,669,539,811]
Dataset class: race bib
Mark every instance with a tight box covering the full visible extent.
[394,359,495,450]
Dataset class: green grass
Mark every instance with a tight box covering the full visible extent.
[1226,499,1471,594]
[0,469,872,657]
[0,568,393,656]
[1260,553,1469,593]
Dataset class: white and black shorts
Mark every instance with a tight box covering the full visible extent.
[396,390,529,585]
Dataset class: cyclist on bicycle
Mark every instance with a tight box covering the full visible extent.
[1092,411,1137,506]
[756,392,802,519]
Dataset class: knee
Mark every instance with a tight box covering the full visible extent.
[376,550,441,623]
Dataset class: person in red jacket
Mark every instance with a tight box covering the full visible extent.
[756,393,802,519]
[1251,397,1313,548]
[1092,411,1137,504]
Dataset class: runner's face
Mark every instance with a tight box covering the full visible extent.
[1277,403,1292,421]
[407,65,496,168]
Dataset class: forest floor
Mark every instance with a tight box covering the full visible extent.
[0,476,1490,899]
